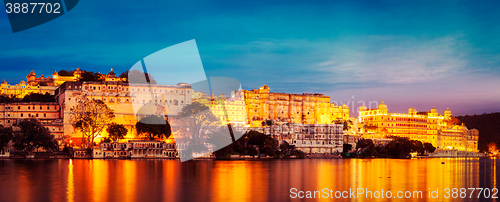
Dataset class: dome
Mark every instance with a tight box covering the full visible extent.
[28,70,36,76]
[444,107,451,115]
[1,79,7,85]
[52,70,58,75]
[430,105,437,113]
[19,80,25,85]
[378,100,387,110]
[460,123,468,131]
[107,67,117,78]
[359,103,367,111]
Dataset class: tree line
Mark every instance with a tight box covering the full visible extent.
[344,137,436,158]
[0,119,58,154]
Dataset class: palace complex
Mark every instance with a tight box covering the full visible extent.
[1,67,125,98]
[243,85,350,127]
[56,81,193,140]
[0,68,481,153]
[358,101,479,151]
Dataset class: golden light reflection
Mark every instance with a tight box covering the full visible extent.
[123,160,136,202]
[92,160,109,202]
[211,162,250,202]
[163,161,179,202]
[67,159,75,202]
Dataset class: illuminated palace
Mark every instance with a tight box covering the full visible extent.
[358,101,479,151]
[243,85,349,127]
[56,80,193,140]
[192,91,247,126]
[1,67,125,98]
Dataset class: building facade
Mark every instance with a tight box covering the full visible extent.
[358,101,479,152]
[243,85,349,127]
[1,80,58,98]
[252,123,344,153]
[193,91,247,126]
[92,140,177,159]
[56,81,193,141]
[0,102,64,140]
[1,68,125,98]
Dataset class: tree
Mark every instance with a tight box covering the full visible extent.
[79,71,102,82]
[69,98,115,148]
[174,102,220,156]
[423,143,436,153]
[136,115,171,140]
[343,143,352,153]
[356,138,374,151]
[487,142,498,155]
[0,95,15,103]
[0,126,13,151]
[127,70,157,84]
[22,92,55,102]
[106,123,128,142]
[444,116,461,126]
[13,119,58,153]
[58,70,72,76]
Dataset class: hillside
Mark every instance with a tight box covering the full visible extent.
[456,112,500,152]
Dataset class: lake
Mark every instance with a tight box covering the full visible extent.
[0,158,498,202]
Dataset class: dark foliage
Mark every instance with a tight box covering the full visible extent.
[356,137,435,158]
[126,70,157,84]
[58,70,73,76]
[136,115,172,140]
[106,123,128,141]
[79,71,102,82]
[0,95,15,103]
[343,143,352,153]
[213,130,305,159]
[22,93,55,102]
[456,113,500,152]
[13,119,58,153]
[0,126,13,151]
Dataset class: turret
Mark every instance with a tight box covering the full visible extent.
[378,100,387,110]
[359,102,367,111]
[444,107,452,116]
[26,70,36,85]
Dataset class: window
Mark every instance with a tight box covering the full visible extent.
[18,106,20,109]
[40,106,42,110]
[36,114,38,117]
[21,113,23,117]
[28,106,30,109]
[44,114,46,117]
[47,106,49,110]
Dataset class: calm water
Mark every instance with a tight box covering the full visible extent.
[0,158,498,202]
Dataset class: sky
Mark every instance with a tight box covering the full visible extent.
[1,0,500,117]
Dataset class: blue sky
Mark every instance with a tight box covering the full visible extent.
[1,0,500,116]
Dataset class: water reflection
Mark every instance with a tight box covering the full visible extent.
[0,158,498,202]
[67,159,74,202]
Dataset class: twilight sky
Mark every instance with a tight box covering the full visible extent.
[1,0,499,117]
